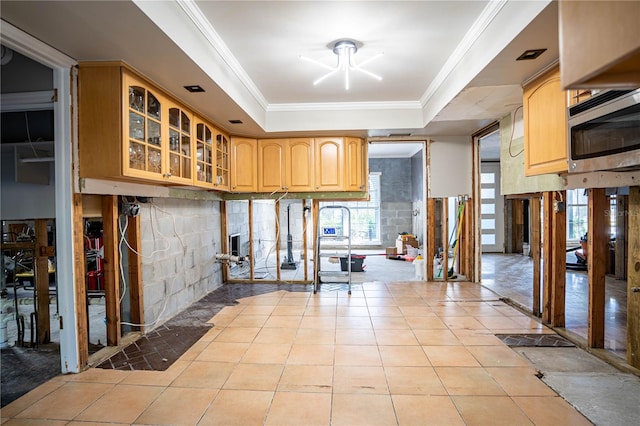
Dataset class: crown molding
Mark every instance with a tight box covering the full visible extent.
[0,19,76,68]
[175,0,269,110]
[420,0,508,108]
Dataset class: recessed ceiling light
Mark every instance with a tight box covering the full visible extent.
[228,119,243,124]
[184,85,205,93]
[516,49,547,61]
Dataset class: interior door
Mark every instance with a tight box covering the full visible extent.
[480,162,504,253]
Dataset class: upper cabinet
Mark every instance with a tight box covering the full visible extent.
[345,137,368,192]
[314,137,345,191]
[230,137,257,192]
[559,1,640,89]
[523,66,568,176]
[79,63,230,189]
[257,138,315,192]
[258,139,286,193]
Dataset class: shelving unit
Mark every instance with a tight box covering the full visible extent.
[314,206,352,294]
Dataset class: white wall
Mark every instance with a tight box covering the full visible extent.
[429,137,472,198]
[1,151,55,219]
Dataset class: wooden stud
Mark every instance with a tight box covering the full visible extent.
[442,198,449,281]
[275,200,281,282]
[627,186,640,368]
[34,219,50,344]
[588,188,608,348]
[530,196,542,317]
[126,212,144,333]
[220,201,228,282]
[551,191,566,328]
[313,200,320,288]
[249,200,255,280]
[73,193,89,368]
[542,191,553,324]
[426,198,436,281]
[616,195,628,280]
[303,199,308,281]
[512,200,524,254]
[102,195,121,346]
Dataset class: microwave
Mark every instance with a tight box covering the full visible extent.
[567,88,640,173]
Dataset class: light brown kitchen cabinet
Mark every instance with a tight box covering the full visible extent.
[257,138,314,192]
[559,0,640,89]
[523,66,568,176]
[215,133,230,191]
[230,137,257,192]
[193,116,230,190]
[345,137,368,191]
[258,139,286,193]
[79,64,193,185]
[286,138,314,192]
[314,137,345,191]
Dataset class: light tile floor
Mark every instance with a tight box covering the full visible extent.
[1,281,592,425]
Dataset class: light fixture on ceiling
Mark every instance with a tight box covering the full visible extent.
[300,39,383,90]
[516,48,546,61]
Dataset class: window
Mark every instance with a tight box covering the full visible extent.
[566,188,588,240]
[321,173,381,245]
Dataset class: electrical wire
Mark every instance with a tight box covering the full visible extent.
[508,105,524,158]
[24,112,40,158]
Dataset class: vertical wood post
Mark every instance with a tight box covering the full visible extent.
[588,188,608,348]
[102,195,121,346]
[615,195,628,280]
[542,192,553,324]
[427,198,436,281]
[530,196,541,317]
[313,200,320,286]
[126,213,144,333]
[220,201,229,282]
[275,200,281,281]
[302,199,308,281]
[73,194,89,367]
[34,219,51,344]
[626,186,640,368]
[249,200,255,280]
[442,198,449,281]
[551,191,566,328]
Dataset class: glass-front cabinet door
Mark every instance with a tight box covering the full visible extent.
[167,105,193,183]
[125,75,163,179]
[195,120,214,187]
[215,133,230,190]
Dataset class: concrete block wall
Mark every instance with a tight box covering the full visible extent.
[380,202,413,248]
[139,198,223,328]
[227,201,250,256]
[370,158,414,248]
[252,200,276,267]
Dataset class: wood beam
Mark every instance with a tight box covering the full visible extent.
[615,195,628,280]
[302,199,308,281]
[427,198,436,281]
[221,201,228,282]
[542,192,553,324]
[73,194,89,367]
[249,200,255,280]
[126,212,143,333]
[313,200,320,288]
[275,200,281,282]
[627,186,640,368]
[442,198,449,281]
[588,188,608,348]
[34,219,50,344]
[102,195,121,346]
[530,196,542,317]
[551,191,566,328]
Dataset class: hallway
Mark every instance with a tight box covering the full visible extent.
[0,280,600,425]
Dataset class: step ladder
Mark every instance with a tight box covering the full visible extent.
[314,206,352,295]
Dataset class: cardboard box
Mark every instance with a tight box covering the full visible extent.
[396,238,418,254]
[386,247,397,259]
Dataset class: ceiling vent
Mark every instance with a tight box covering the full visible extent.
[516,49,547,61]
[184,85,205,93]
